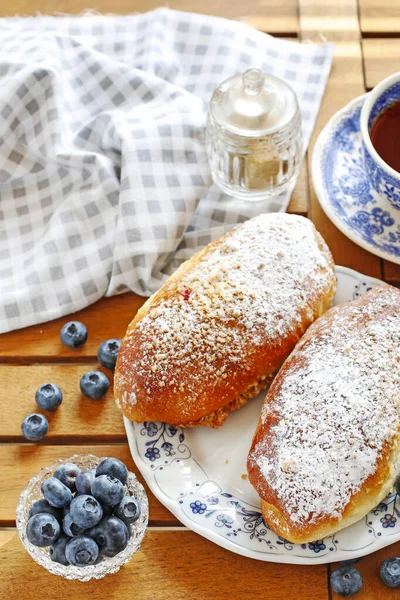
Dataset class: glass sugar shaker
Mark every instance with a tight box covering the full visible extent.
[206,68,303,200]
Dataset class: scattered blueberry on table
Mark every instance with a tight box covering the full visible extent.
[60,321,88,348]
[96,457,128,485]
[54,463,81,492]
[21,413,49,441]
[24,458,141,568]
[21,329,121,443]
[80,370,109,399]
[380,557,400,588]
[35,383,63,411]
[97,338,122,370]
[330,565,362,597]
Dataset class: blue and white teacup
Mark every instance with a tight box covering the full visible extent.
[360,72,400,210]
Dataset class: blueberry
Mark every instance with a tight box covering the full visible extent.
[88,516,129,557]
[96,458,128,485]
[97,339,122,370]
[28,499,63,522]
[70,495,103,529]
[65,535,99,567]
[76,469,96,495]
[80,371,109,399]
[114,497,141,525]
[63,512,86,537]
[330,566,362,597]
[49,534,69,565]
[60,321,88,348]
[26,513,60,547]
[42,477,73,508]
[101,504,113,518]
[91,475,124,507]
[21,413,48,441]
[35,383,63,411]
[54,463,81,492]
[380,557,400,588]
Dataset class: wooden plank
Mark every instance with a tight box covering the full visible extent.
[288,161,309,215]
[0,293,145,360]
[363,39,400,90]
[0,530,16,548]
[0,530,329,600]
[330,542,400,599]
[359,0,400,34]
[298,0,382,278]
[383,261,400,285]
[0,444,176,526]
[7,0,298,34]
[0,365,126,442]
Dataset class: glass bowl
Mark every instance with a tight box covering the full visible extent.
[16,454,148,581]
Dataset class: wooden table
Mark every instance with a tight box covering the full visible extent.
[1,1,399,598]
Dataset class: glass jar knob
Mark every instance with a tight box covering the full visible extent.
[242,68,265,95]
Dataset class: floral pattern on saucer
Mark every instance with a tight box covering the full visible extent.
[313,95,400,263]
[125,267,400,564]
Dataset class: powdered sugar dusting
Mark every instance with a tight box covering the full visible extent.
[251,286,400,525]
[114,373,137,410]
[117,214,335,419]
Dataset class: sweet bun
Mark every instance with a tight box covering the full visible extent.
[114,213,336,427]
[247,285,400,544]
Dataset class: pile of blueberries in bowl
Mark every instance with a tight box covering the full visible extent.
[16,455,148,581]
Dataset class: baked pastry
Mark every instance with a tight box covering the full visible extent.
[114,213,335,427]
[247,285,400,544]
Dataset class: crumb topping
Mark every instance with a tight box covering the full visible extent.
[116,213,334,416]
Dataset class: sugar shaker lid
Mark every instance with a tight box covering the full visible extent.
[209,68,299,136]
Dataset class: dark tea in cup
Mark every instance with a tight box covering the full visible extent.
[370,101,400,173]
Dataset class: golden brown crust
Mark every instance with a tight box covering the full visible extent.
[177,372,276,428]
[114,214,336,427]
[247,285,400,543]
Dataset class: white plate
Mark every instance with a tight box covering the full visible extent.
[312,94,400,265]
[125,266,400,564]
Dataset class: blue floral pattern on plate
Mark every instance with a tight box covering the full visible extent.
[135,412,400,558]
[313,95,400,263]
[140,421,191,467]
[125,268,400,564]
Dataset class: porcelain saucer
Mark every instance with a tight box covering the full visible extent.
[312,94,400,264]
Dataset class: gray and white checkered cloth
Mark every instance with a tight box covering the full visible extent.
[0,8,333,332]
